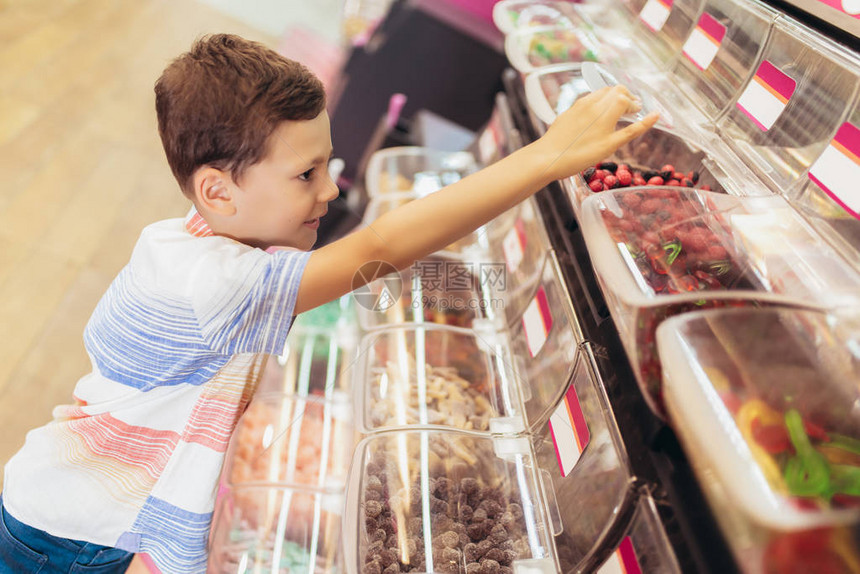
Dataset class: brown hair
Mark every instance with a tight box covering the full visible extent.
[155,34,326,195]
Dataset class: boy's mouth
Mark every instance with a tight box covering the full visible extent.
[303,217,320,230]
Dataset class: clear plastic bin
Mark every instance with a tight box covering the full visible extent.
[579,187,860,417]
[790,98,860,272]
[502,252,582,430]
[504,24,600,73]
[565,123,742,219]
[208,484,344,574]
[344,430,557,574]
[659,307,860,573]
[533,343,638,572]
[365,147,478,199]
[355,324,523,434]
[716,17,860,195]
[224,393,355,490]
[592,495,682,573]
[669,0,778,122]
[257,327,357,397]
[357,255,495,332]
[485,198,553,319]
[492,0,583,33]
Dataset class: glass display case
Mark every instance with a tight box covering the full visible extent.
[668,0,778,122]
[716,17,860,195]
[223,393,355,490]
[344,429,558,574]
[365,147,478,199]
[355,324,524,435]
[209,485,344,574]
[532,343,638,573]
[659,307,860,573]
[504,24,600,73]
[578,187,860,416]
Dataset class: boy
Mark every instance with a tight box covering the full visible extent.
[0,34,655,573]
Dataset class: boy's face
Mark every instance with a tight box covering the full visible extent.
[230,111,337,251]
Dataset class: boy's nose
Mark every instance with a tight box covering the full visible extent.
[320,177,339,203]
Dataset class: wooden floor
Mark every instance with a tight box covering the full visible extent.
[0,1,280,568]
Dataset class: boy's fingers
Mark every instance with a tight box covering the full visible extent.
[611,112,659,146]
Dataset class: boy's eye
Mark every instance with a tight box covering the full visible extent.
[299,168,314,182]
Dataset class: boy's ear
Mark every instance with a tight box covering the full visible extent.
[193,167,237,216]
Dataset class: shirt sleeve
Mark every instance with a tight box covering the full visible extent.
[190,243,312,355]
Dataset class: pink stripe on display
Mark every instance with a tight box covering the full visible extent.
[736,104,769,132]
[535,286,554,335]
[835,122,860,156]
[658,0,673,8]
[515,218,527,249]
[548,419,567,475]
[755,61,796,101]
[564,385,590,450]
[813,0,860,17]
[618,537,642,574]
[698,12,726,43]
[808,172,860,220]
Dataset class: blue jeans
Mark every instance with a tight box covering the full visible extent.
[0,497,133,573]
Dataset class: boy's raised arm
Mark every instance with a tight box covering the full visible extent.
[295,86,658,313]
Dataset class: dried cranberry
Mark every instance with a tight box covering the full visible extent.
[588,179,604,193]
[616,170,632,186]
[647,176,664,186]
[604,175,619,189]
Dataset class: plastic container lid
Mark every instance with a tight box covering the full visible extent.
[492,0,584,34]
[524,62,679,130]
[716,17,860,195]
[790,97,860,273]
[209,484,344,574]
[224,393,355,490]
[365,147,477,199]
[592,495,682,573]
[579,187,860,416]
[356,255,495,332]
[502,252,582,430]
[504,24,600,74]
[535,343,638,573]
[485,198,553,320]
[355,324,524,435]
[669,0,778,123]
[660,308,860,570]
[257,327,356,397]
[344,429,557,574]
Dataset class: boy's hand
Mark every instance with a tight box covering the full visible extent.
[535,85,659,184]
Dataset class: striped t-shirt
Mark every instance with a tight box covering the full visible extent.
[3,209,310,572]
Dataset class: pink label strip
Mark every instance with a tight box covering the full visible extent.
[618,537,643,574]
[565,384,590,449]
[698,12,726,43]
[755,60,796,102]
[535,286,553,335]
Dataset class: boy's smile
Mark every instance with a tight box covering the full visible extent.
[194,110,338,252]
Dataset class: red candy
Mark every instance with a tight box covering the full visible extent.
[616,170,632,186]
[604,175,618,189]
[589,179,604,192]
[647,176,664,186]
